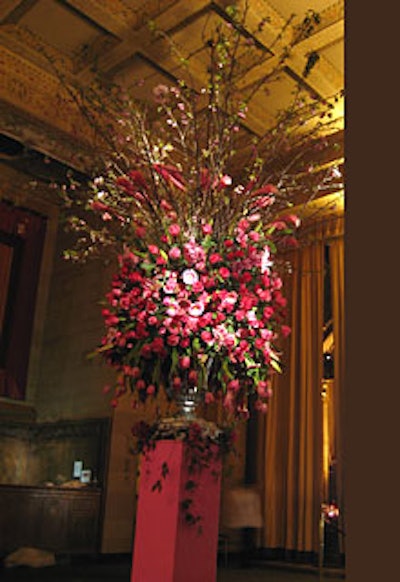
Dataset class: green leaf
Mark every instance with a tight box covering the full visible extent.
[270,359,282,373]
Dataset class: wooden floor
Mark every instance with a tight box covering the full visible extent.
[1,555,345,581]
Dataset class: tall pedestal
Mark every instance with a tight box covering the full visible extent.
[131,439,222,582]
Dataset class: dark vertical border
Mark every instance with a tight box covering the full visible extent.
[346,3,400,581]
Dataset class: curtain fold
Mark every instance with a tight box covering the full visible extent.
[262,242,324,554]
[261,214,344,558]
[329,236,345,550]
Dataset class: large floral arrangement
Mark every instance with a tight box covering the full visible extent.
[99,186,299,419]
[58,4,342,422]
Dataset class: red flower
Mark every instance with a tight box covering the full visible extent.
[135,226,146,238]
[209,253,223,264]
[153,164,186,191]
[250,183,278,196]
[128,170,148,190]
[90,200,110,212]
[219,267,230,279]
[188,369,198,384]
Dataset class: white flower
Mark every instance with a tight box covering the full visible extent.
[188,302,205,317]
[182,268,199,286]
[261,246,273,273]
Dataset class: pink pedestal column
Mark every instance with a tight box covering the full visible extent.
[131,439,222,582]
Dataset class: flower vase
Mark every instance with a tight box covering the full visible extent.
[175,384,201,419]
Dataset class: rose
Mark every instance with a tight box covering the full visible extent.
[219,267,230,279]
[209,253,223,264]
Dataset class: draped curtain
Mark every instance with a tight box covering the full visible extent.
[261,215,344,558]
[329,235,345,551]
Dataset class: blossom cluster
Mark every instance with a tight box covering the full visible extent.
[99,190,299,419]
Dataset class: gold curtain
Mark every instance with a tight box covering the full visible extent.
[261,215,344,555]
[262,242,324,553]
[329,235,345,550]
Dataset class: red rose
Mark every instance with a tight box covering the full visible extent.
[219,267,230,279]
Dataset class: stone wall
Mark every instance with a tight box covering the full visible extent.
[35,225,116,422]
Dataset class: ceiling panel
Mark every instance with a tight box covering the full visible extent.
[18,0,107,56]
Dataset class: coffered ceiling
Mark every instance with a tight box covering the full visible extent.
[0,0,344,178]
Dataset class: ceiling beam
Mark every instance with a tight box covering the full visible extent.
[213,0,343,98]
[62,0,133,38]
[95,0,213,73]
[0,0,37,22]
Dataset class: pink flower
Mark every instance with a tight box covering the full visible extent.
[227,379,240,392]
[263,306,274,320]
[179,356,191,369]
[167,334,180,346]
[192,280,204,293]
[201,330,213,343]
[202,223,213,235]
[169,246,181,259]
[234,309,246,322]
[169,223,181,236]
[281,325,291,338]
[248,230,260,242]
[148,244,159,255]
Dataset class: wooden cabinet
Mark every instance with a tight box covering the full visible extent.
[0,485,102,555]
